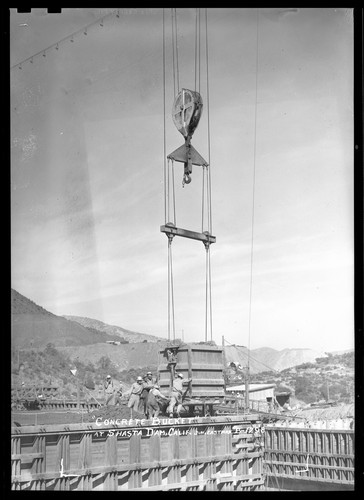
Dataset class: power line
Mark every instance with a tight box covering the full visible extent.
[247,8,260,375]
[224,336,279,373]
[11,9,120,70]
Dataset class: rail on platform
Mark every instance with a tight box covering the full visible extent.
[11,415,265,491]
[263,426,354,487]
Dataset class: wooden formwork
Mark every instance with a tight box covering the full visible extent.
[158,343,225,400]
[11,415,265,491]
[264,426,354,487]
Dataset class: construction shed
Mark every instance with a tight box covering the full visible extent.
[225,383,275,401]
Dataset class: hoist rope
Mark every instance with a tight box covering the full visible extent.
[172,160,176,225]
[163,7,213,343]
[205,247,209,342]
[198,8,201,94]
[171,9,180,95]
[174,9,180,93]
[194,9,198,93]
[247,8,260,374]
[205,8,212,235]
[201,166,205,232]
[205,9,213,341]
[171,9,176,97]
[168,238,176,341]
[167,158,170,222]
[163,9,167,224]
[208,245,213,341]
[194,8,202,96]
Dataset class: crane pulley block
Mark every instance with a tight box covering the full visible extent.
[168,142,208,167]
[172,88,203,139]
[170,88,207,185]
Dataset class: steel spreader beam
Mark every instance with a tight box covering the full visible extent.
[160,224,216,244]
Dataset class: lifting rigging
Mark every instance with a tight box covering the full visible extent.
[161,8,214,343]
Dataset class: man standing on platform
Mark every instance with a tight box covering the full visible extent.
[139,372,154,417]
[104,375,115,406]
[167,373,192,417]
[125,376,144,418]
[114,381,123,406]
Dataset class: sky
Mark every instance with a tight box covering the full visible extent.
[10,8,354,352]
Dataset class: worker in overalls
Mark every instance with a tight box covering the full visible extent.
[125,376,144,418]
[139,372,154,417]
[167,373,191,417]
[146,384,169,418]
[104,375,115,406]
[114,381,123,406]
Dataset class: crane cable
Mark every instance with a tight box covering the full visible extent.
[171,8,180,96]
[204,8,213,341]
[163,8,213,342]
[247,8,260,377]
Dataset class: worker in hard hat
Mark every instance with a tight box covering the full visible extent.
[124,376,144,418]
[114,381,124,406]
[139,372,154,417]
[146,384,169,418]
[166,373,192,417]
[104,375,115,406]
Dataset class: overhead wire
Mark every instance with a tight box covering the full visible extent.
[163,9,167,225]
[223,337,279,374]
[247,7,260,382]
[11,9,119,70]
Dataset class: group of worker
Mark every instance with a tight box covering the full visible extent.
[103,371,191,419]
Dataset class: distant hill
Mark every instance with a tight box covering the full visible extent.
[63,315,164,343]
[11,289,122,348]
[58,342,167,371]
[57,342,329,376]
[12,288,56,316]
[11,289,340,374]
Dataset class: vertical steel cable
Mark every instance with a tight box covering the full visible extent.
[205,8,212,235]
[205,247,209,342]
[201,166,206,232]
[194,8,198,93]
[169,240,176,341]
[163,9,167,224]
[172,160,176,225]
[208,247,213,341]
[198,9,201,94]
[171,9,176,97]
[206,9,214,342]
[167,238,171,341]
[247,8,260,372]
[167,158,170,222]
[174,8,180,93]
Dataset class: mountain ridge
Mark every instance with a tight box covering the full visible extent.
[11,289,350,372]
[11,289,159,348]
[63,315,164,343]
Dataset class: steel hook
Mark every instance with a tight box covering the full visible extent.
[182,173,191,187]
